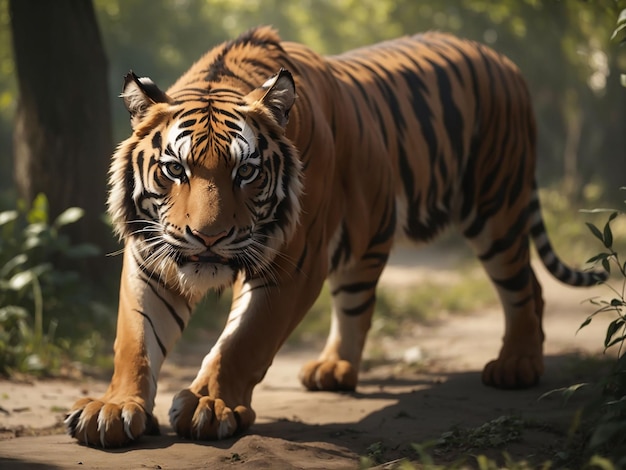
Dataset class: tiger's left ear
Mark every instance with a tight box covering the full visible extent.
[121,71,172,129]
[245,68,296,129]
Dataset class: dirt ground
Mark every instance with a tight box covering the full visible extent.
[0,247,617,469]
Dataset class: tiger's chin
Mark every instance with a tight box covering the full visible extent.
[175,260,237,300]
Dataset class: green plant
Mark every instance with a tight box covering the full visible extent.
[576,195,626,467]
[0,194,111,376]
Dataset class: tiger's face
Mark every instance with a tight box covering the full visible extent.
[108,70,302,297]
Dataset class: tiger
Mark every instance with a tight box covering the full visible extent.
[65,26,605,447]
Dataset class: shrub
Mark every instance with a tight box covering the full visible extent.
[0,194,112,376]
[578,196,626,466]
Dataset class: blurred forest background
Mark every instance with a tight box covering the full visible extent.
[0,0,625,376]
[1,0,625,206]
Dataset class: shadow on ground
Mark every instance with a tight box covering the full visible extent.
[0,352,604,469]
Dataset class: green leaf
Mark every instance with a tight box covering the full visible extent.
[611,21,626,43]
[7,270,34,291]
[539,383,588,403]
[604,318,625,348]
[602,257,611,273]
[23,222,47,237]
[586,252,610,264]
[0,211,18,227]
[0,254,28,278]
[53,207,84,228]
[611,9,626,43]
[578,316,593,331]
[603,220,613,248]
[28,194,49,225]
[30,263,52,278]
[605,334,626,349]
[23,234,46,251]
[588,454,618,470]
[0,305,28,322]
[587,222,604,243]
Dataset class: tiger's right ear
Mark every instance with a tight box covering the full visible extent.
[121,71,172,129]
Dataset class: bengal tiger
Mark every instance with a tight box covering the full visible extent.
[65,26,604,447]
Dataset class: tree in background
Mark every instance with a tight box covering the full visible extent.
[9,0,112,252]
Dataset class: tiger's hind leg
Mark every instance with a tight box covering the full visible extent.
[465,215,545,389]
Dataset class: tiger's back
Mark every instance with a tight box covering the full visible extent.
[66,27,604,448]
[285,32,536,256]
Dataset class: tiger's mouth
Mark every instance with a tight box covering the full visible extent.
[177,252,231,266]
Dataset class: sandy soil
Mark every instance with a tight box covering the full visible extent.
[0,247,618,469]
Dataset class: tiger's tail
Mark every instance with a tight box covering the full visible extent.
[529,188,608,286]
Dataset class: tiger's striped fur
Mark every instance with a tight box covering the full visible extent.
[66,26,605,447]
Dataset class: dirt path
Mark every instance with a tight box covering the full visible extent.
[0,247,617,469]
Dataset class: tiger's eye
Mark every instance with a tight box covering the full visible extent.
[165,162,185,179]
[237,164,255,180]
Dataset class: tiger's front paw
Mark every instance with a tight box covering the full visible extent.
[299,359,358,391]
[169,389,255,440]
[65,397,159,448]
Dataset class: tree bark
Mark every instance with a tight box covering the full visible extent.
[10,0,113,253]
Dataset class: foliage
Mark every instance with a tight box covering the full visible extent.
[576,198,626,467]
[0,194,112,376]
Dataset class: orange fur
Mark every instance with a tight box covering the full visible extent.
[66,27,604,447]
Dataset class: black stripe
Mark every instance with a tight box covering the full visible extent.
[133,308,167,357]
[400,64,437,166]
[343,294,376,317]
[512,295,533,308]
[368,199,396,249]
[179,119,197,129]
[331,280,378,296]
[175,129,193,141]
[425,57,464,162]
[330,222,351,272]
[296,242,308,273]
[478,208,529,261]
[146,281,186,332]
[151,131,162,149]
[492,266,530,292]
[361,251,389,265]
[462,174,511,239]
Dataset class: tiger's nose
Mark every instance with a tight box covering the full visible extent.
[190,228,230,247]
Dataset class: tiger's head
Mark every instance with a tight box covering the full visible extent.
[108,68,302,297]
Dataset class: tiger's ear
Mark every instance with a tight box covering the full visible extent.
[245,68,296,129]
[121,71,172,129]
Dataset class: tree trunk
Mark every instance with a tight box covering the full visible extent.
[10,0,113,253]
[600,63,626,203]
